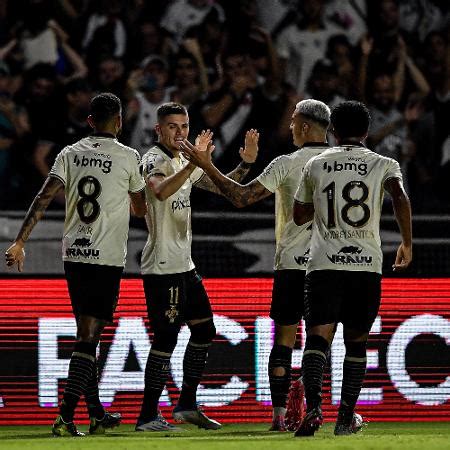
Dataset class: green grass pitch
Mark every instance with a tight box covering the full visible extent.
[0,422,449,450]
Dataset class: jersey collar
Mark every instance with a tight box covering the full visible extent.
[339,140,366,147]
[154,142,176,159]
[301,142,329,148]
[90,132,116,139]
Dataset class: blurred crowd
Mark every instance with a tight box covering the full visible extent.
[0,0,448,212]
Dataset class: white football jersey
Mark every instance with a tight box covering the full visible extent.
[257,144,329,270]
[50,134,145,267]
[140,143,204,275]
[295,145,403,274]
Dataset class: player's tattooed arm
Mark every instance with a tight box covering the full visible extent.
[183,129,264,202]
[199,176,272,207]
[5,176,63,271]
[195,160,255,195]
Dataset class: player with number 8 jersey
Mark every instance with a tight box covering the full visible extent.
[50,131,144,266]
[5,93,147,437]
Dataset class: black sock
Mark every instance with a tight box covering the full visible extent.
[85,361,105,419]
[61,341,96,422]
[138,349,171,422]
[302,335,329,412]
[268,344,293,411]
[178,341,211,409]
[340,342,367,415]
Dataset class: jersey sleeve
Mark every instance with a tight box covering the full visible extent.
[257,156,288,193]
[49,148,67,185]
[129,150,146,193]
[190,166,205,185]
[382,158,403,185]
[143,153,171,179]
[294,159,314,204]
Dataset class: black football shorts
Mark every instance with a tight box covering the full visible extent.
[64,261,123,322]
[270,269,305,326]
[142,269,212,333]
[304,270,382,332]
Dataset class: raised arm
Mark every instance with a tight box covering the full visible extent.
[5,176,64,271]
[384,177,412,271]
[181,130,268,204]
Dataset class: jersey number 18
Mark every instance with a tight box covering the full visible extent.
[322,181,370,228]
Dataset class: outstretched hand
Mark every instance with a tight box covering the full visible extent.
[180,139,215,169]
[5,242,25,272]
[239,129,259,164]
[194,129,214,152]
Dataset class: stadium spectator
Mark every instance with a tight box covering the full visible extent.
[275,0,340,94]
[126,20,176,68]
[293,100,412,437]
[17,2,59,70]
[32,78,93,190]
[91,55,127,100]
[325,34,358,99]
[125,55,173,156]
[47,19,88,82]
[183,8,228,88]
[169,39,210,107]
[0,60,30,208]
[398,0,445,43]
[180,99,331,432]
[160,0,225,44]
[5,92,147,437]
[82,0,127,64]
[136,103,256,431]
[305,60,346,108]
[191,45,282,175]
[323,0,367,45]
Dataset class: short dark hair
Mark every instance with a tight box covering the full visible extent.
[331,101,371,139]
[157,102,188,120]
[89,92,121,124]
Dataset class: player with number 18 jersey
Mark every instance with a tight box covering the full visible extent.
[295,144,402,274]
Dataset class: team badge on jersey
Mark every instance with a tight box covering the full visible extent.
[165,305,179,323]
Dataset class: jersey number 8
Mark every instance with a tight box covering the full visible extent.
[77,176,101,224]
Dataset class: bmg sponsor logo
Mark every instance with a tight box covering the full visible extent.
[73,154,112,174]
[323,160,367,176]
[326,246,372,265]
